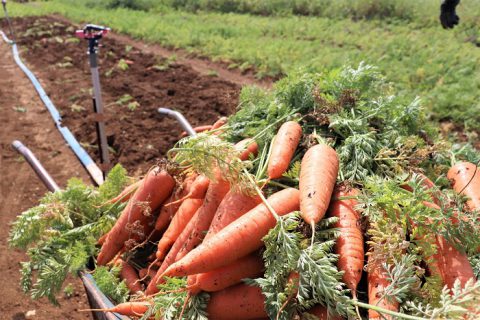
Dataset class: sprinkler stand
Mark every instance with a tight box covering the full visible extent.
[76,24,111,178]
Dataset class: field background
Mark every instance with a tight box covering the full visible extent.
[6,0,480,130]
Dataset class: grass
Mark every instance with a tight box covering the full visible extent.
[5,0,480,128]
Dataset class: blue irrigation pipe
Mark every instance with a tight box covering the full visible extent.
[0,29,104,185]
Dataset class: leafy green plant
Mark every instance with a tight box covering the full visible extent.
[117,58,129,71]
[9,165,129,304]
[92,266,129,303]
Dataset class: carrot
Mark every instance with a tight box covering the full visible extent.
[235,138,259,161]
[173,178,231,262]
[212,117,228,130]
[447,162,480,211]
[154,174,198,231]
[156,198,204,260]
[164,175,210,209]
[408,199,475,289]
[97,232,109,246]
[206,284,267,320]
[204,190,262,242]
[119,259,143,294]
[367,256,399,320]
[267,121,302,179]
[83,302,151,316]
[139,267,157,280]
[96,167,175,265]
[146,207,206,295]
[300,144,339,226]
[180,125,213,137]
[330,188,363,299]
[188,253,264,294]
[161,143,255,262]
[433,234,475,289]
[105,179,143,205]
[161,188,300,278]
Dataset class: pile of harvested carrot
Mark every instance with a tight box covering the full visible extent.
[10,64,480,319]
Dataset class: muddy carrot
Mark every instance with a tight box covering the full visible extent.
[97,167,175,265]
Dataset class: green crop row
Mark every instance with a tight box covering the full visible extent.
[6,0,480,128]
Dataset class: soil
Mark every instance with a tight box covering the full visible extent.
[0,34,93,319]
[14,16,241,176]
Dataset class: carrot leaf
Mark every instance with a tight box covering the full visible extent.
[92,266,129,303]
[10,166,128,304]
[404,279,480,319]
[143,277,209,320]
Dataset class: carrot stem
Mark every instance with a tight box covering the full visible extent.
[244,169,280,221]
[353,300,425,320]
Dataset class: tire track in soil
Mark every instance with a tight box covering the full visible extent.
[0,40,93,319]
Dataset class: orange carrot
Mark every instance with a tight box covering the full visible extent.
[212,117,228,130]
[300,144,339,226]
[433,234,475,289]
[119,259,143,294]
[173,178,231,262]
[97,232,109,246]
[204,190,262,242]
[180,125,213,137]
[235,138,259,161]
[156,198,204,260]
[164,175,211,209]
[447,162,480,211]
[410,199,475,289]
[206,284,267,320]
[188,253,264,294]
[186,191,262,295]
[105,179,143,205]
[84,301,151,316]
[427,204,475,289]
[161,188,300,278]
[330,188,363,299]
[267,121,302,179]
[154,174,198,231]
[147,207,206,295]
[97,167,175,265]
[367,256,399,320]
[139,267,157,281]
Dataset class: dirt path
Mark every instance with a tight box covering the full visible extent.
[0,40,93,319]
